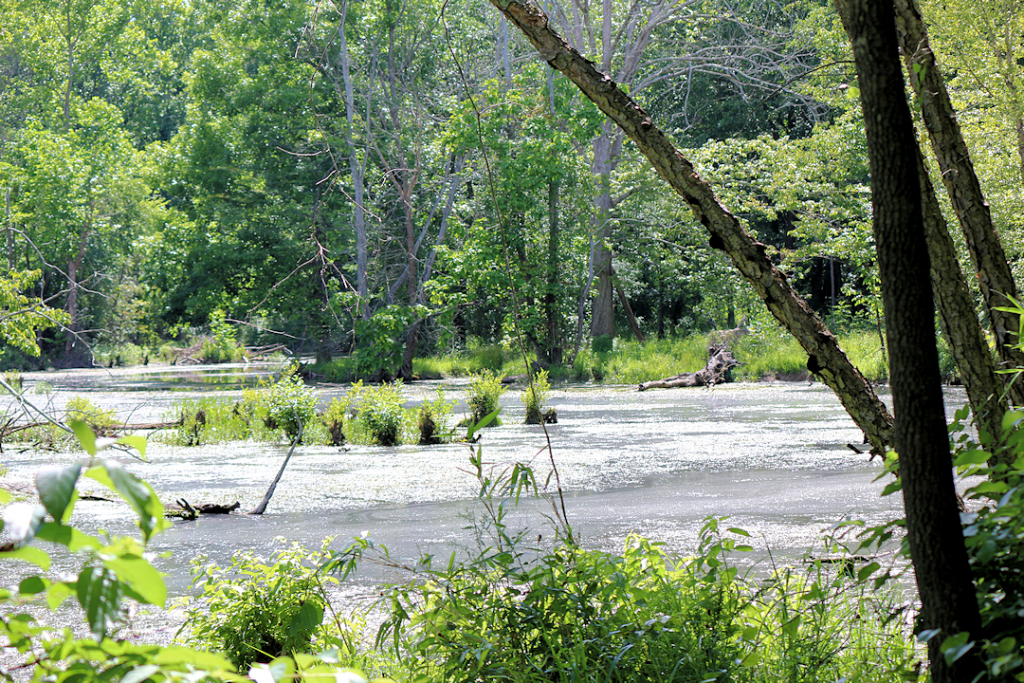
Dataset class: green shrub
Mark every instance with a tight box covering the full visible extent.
[3,369,22,390]
[320,397,350,446]
[177,541,340,671]
[591,334,615,353]
[467,370,507,426]
[265,367,318,442]
[521,368,550,424]
[196,312,246,363]
[352,381,407,446]
[65,395,118,433]
[418,388,456,444]
[172,397,257,445]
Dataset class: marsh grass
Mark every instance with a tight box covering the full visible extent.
[414,330,890,385]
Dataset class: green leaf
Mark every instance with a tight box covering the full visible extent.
[103,554,167,607]
[46,581,76,609]
[35,522,101,551]
[120,664,161,683]
[76,566,122,638]
[0,545,50,569]
[19,576,48,595]
[739,651,762,667]
[71,420,97,456]
[288,601,324,636]
[940,632,974,665]
[0,489,10,504]
[953,450,990,466]
[857,561,880,582]
[467,407,501,440]
[152,646,235,670]
[781,616,801,638]
[115,435,148,460]
[87,460,165,543]
[727,527,750,537]
[35,464,81,522]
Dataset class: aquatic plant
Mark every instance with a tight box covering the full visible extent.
[521,368,551,424]
[467,370,507,426]
[351,381,407,446]
[64,395,118,433]
[264,367,318,441]
[417,387,456,444]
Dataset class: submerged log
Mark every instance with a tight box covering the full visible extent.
[638,346,741,391]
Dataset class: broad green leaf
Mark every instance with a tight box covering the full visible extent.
[76,566,122,638]
[467,407,501,440]
[739,651,762,667]
[35,464,81,522]
[288,601,324,636]
[940,632,974,665]
[71,420,97,456]
[19,576,48,595]
[103,554,167,607]
[781,616,801,638]
[953,450,990,466]
[0,546,50,569]
[46,581,76,609]
[35,522,101,551]
[727,527,750,537]
[87,461,165,542]
[121,665,161,683]
[152,646,235,670]
[116,435,148,460]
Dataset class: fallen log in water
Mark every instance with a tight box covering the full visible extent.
[0,418,184,441]
[638,346,741,391]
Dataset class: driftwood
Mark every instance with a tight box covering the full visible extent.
[0,418,184,441]
[165,499,240,520]
[638,346,741,391]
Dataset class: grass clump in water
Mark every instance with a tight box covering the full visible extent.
[467,370,507,426]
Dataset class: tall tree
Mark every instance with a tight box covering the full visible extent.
[838,0,985,679]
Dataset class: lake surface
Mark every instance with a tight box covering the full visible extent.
[0,363,919,601]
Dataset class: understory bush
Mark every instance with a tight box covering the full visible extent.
[65,395,118,433]
[178,541,341,671]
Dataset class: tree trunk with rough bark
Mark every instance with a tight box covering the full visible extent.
[485,0,894,452]
[893,0,1024,398]
[842,0,985,679]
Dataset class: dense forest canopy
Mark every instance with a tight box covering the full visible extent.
[0,0,1022,378]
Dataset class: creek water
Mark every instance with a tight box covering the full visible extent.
[0,362,922,604]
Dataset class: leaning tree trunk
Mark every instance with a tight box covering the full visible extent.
[485,0,894,453]
[841,0,985,680]
[894,0,1024,400]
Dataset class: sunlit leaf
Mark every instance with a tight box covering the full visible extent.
[35,522,101,551]
[0,545,50,569]
[71,420,97,456]
[103,554,167,607]
[76,566,122,638]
